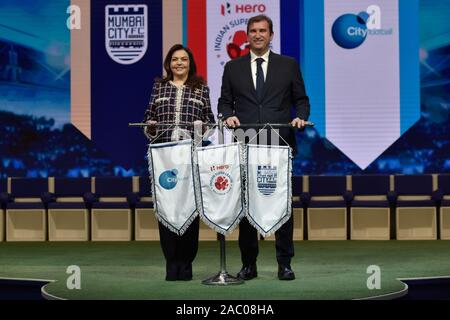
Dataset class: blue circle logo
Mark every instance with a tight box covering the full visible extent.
[159,169,178,190]
[332,13,369,49]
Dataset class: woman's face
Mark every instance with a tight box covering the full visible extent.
[170,49,190,79]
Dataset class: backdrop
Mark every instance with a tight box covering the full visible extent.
[0,0,448,177]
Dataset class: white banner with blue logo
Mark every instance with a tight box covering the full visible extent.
[195,143,245,235]
[246,144,292,237]
[147,139,198,236]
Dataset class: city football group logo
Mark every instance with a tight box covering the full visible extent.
[105,4,148,64]
[159,169,189,190]
[331,5,392,49]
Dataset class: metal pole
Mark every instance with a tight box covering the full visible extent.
[202,114,243,285]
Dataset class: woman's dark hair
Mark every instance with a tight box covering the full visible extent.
[158,44,205,89]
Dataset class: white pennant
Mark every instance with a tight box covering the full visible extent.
[195,143,245,235]
[246,144,292,237]
[147,140,198,236]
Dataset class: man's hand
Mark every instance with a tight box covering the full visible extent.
[225,116,241,128]
[291,117,305,129]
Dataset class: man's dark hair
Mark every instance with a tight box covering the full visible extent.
[246,14,273,35]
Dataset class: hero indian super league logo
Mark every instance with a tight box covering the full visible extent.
[105,4,148,65]
[257,165,277,196]
[214,2,267,65]
[209,165,233,195]
[332,5,392,49]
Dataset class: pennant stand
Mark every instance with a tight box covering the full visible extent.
[129,117,313,286]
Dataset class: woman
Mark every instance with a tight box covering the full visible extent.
[143,44,215,281]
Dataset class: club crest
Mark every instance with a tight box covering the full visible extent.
[209,165,233,195]
[105,4,148,65]
[257,165,277,196]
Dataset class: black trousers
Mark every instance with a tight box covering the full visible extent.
[158,217,200,279]
[238,213,294,267]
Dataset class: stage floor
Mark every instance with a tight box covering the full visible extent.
[1,240,450,300]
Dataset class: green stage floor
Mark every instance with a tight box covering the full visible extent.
[1,241,450,300]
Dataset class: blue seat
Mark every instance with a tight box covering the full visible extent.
[0,178,8,241]
[292,176,305,240]
[6,178,49,241]
[135,176,158,241]
[395,175,437,240]
[305,176,349,240]
[350,175,392,240]
[49,178,93,209]
[135,176,153,209]
[263,176,305,241]
[438,174,450,239]
[47,178,92,241]
[91,177,134,241]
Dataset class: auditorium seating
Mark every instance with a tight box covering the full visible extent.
[350,175,392,240]
[395,174,437,240]
[6,178,49,241]
[47,177,92,241]
[438,174,450,240]
[306,175,350,240]
[0,174,447,241]
[91,177,134,241]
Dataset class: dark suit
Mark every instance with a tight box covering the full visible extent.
[218,51,310,268]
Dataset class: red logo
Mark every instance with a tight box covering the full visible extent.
[210,171,232,194]
[215,175,229,191]
[226,30,250,59]
[221,3,231,16]
[221,3,266,15]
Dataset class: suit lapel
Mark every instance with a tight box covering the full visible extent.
[241,54,258,102]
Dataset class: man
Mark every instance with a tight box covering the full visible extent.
[218,14,310,281]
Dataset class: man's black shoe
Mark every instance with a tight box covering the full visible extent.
[278,266,295,280]
[237,264,257,280]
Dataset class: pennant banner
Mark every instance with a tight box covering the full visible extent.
[304,0,419,169]
[148,140,198,236]
[195,143,245,235]
[246,144,292,237]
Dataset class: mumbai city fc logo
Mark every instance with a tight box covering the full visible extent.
[257,165,277,196]
[105,4,148,65]
[209,165,232,195]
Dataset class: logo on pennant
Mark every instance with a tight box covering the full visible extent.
[256,165,277,196]
[105,4,148,65]
[209,165,232,195]
[159,169,178,190]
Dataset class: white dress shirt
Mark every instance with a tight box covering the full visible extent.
[250,50,270,90]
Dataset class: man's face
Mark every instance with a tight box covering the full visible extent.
[247,20,273,55]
